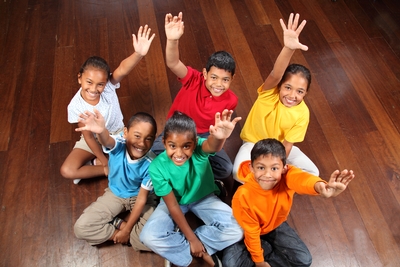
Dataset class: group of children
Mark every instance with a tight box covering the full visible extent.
[63,12,355,267]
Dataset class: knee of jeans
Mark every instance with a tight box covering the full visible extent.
[292,251,312,267]
[139,228,156,247]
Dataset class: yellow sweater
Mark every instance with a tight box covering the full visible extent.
[232,161,324,263]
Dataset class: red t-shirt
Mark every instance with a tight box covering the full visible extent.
[167,66,238,133]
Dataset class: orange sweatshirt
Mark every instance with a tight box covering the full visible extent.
[232,161,325,263]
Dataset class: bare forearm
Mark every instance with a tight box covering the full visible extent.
[166,39,180,68]
[203,135,225,154]
[264,47,295,88]
[96,129,115,149]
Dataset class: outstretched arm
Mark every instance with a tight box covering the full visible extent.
[202,109,241,154]
[315,169,355,198]
[76,109,116,149]
[263,13,308,91]
[165,12,188,78]
[111,25,156,84]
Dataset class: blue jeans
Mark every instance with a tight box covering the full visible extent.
[222,222,312,267]
[151,132,233,179]
[140,194,243,267]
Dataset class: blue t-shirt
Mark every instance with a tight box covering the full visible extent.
[103,136,155,198]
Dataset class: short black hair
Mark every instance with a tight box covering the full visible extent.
[251,138,286,166]
[164,111,196,142]
[205,51,236,76]
[127,112,157,136]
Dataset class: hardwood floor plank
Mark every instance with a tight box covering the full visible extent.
[50,47,75,143]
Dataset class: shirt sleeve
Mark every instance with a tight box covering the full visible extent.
[232,188,265,263]
[285,165,326,195]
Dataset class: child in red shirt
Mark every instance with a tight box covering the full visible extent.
[151,12,238,182]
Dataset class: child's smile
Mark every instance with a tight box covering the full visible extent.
[250,154,286,190]
[279,73,308,108]
[124,122,155,160]
[78,68,108,105]
[203,66,233,97]
[163,132,196,166]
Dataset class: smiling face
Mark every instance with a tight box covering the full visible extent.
[250,154,287,190]
[203,66,233,97]
[163,131,196,166]
[278,73,308,108]
[78,67,108,105]
[124,121,155,160]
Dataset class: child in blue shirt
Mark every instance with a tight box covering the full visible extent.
[73,109,158,251]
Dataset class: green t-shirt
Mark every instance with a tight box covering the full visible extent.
[149,137,219,205]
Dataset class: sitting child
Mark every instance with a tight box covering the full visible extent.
[73,109,158,251]
[223,138,355,267]
[233,13,319,183]
[151,12,238,181]
[140,110,243,267]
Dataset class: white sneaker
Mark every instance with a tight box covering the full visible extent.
[73,179,81,184]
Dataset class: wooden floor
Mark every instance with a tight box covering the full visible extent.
[1,0,400,266]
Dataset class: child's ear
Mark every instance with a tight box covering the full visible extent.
[77,73,82,84]
[249,162,255,173]
[202,68,208,79]
[282,164,288,174]
[123,127,128,139]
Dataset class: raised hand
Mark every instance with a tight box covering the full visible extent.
[209,109,241,140]
[165,12,184,40]
[75,109,106,134]
[280,13,308,51]
[318,169,355,198]
[133,25,155,56]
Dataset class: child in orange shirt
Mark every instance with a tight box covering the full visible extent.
[223,138,355,267]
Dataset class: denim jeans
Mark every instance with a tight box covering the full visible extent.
[140,194,243,267]
[222,221,312,267]
[151,132,233,179]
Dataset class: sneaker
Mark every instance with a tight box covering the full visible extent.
[211,254,222,267]
[215,180,228,197]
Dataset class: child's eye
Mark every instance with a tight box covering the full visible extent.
[297,90,305,95]
[223,78,230,82]
[272,167,278,171]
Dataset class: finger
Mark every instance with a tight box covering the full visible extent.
[296,19,307,34]
[231,117,242,125]
[215,112,221,123]
[149,33,156,43]
[143,24,149,36]
[287,13,294,29]
[165,13,172,25]
[137,25,143,36]
[299,43,309,51]
[146,27,151,37]
[292,13,300,29]
[279,18,287,31]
